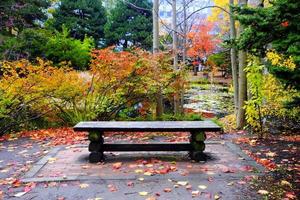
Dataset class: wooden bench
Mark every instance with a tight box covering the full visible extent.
[73,121,221,163]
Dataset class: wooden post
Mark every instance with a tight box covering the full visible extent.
[189,131,206,161]
[88,131,104,163]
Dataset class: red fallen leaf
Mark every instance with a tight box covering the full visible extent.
[157,168,169,174]
[24,186,31,193]
[129,164,138,168]
[142,160,149,165]
[127,181,134,187]
[170,166,177,171]
[185,185,192,190]
[112,162,122,170]
[108,184,117,192]
[221,166,235,173]
[57,197,65,200]
[186,164,193,169]
[244,175,256,182]
[208,177,213,182]
[12,179,22,187]
[155,192,161,196]
[237,181,246,185]
[285,191,296,199]
[240,165,253,172]
[163,188,172,192]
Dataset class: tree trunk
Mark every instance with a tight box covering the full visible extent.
[153,0,163,118]
[153,0,159,54]
[182,0,188,64]
[237,0,248,129]
[229,0,239,116]
[172,0,180,114]
[172,0,178,70]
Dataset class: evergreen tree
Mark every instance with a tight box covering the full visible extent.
[104,0,153,49]
[0,0,50,35]
[235,0,300,106]
[50,0,107,44]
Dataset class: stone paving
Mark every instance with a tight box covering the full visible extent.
[16,141,264,200]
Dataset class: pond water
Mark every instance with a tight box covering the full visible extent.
[184,83,234,118]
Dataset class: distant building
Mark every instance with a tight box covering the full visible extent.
[158,0,212,35]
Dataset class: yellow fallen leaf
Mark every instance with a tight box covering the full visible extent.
[48,157,57,163]
[266,152,276,157]
[177,181,188,186]
[198,185,207,190]
[144,172,153,176]
[192,190,200,197]
[281,180,292,187]
[146,197,156,200]
[257,190,269,195]
[0,169,9,173]
[138,177,144,181]
[214,194,220,199]
[135,169,143,173]
[139,191,148,196]
[227,182,234,186]
[79,183,89,188]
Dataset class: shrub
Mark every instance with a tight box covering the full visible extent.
[0,59,87,135]
[45,26,94,70]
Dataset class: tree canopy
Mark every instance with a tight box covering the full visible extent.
[235,0,300,98]
[104,0,153,49]
[0,0,50,35]
[49,0,107,44]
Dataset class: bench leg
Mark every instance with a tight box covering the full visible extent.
[88,131,104,163]
[189,131,206,162]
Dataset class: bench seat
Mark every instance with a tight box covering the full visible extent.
[73,121,221,163]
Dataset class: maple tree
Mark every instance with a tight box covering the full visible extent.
[187,21,220,60]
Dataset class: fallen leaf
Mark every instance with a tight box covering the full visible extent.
[112,162,122,170]
[177,181,188,186]
[146,197,156,200]
[281,180,292,187]
[214,194,221,199]
[48,157,57,163]
[79,183,89,188]
[192,190,200,197]
[257,190,269,195]
[14,192,28,197]
[285,191,296,199]
[135,169,143,173]
[138,177,144,181]
[227,182,234,186]
[127,181,134,187]
[221,166,235,173]
[139,191,148,196]
[265,152,276,157]
[185,185,192,190]
[144,172,153,176]
[145,164,153,168]
[108,184,117,192]
[198,185,207,190]
[163,188,172,192]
